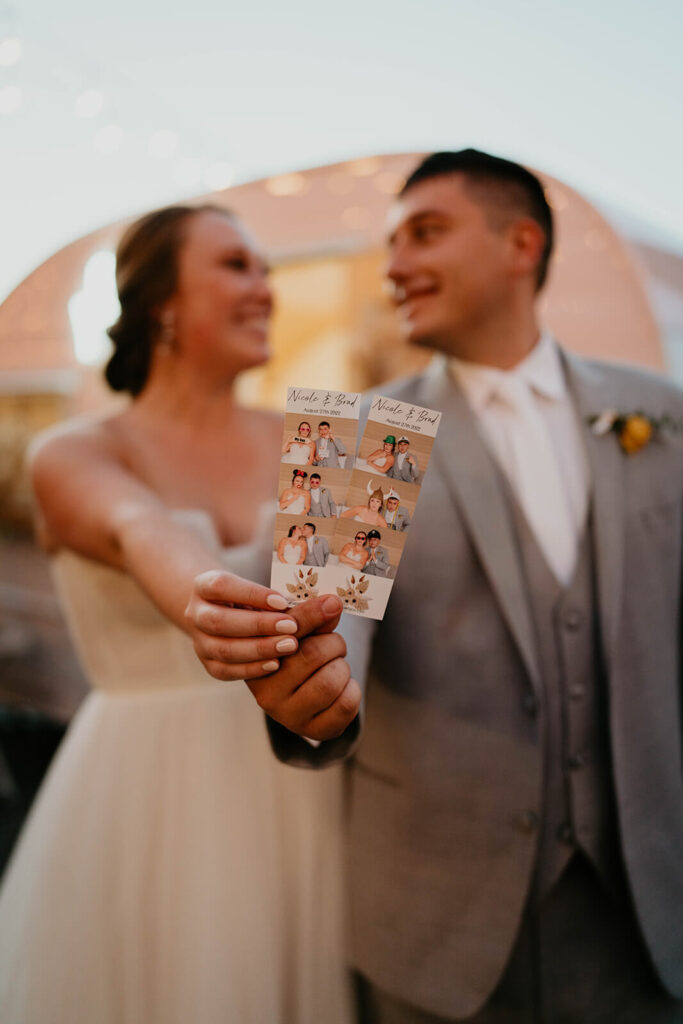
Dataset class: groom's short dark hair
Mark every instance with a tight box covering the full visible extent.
[401,149,553,289]
[304,522,316,533]
[318,421,330,428]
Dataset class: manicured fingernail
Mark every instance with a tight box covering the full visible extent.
[275,619,298,634]
[322,595,342,615]
[275,637,297,653]
[266,593,289,610]
[261,660,279,672]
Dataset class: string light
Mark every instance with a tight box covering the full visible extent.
[340,205,370,229]
[346,156,382,177]
[264,172,308,197]
[373,171,403,195]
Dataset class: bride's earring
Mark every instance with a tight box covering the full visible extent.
[158,310,176,351]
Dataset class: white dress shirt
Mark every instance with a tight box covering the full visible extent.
[449,334,590,584]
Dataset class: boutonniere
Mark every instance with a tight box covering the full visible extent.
[588,409,682,455]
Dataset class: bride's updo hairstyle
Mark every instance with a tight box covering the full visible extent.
[105,203,234,396]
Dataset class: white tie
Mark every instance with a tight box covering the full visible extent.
[490,375,577,585]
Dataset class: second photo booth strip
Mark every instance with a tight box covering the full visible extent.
[272,388,441,620]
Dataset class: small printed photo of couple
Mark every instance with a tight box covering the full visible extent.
[280,414,357,470]
[273,513,335,567]
[277,465,347,518]
[339,472,418,532]
[331,518,407,579]
[354,425,434,483]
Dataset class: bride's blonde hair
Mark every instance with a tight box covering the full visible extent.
[367,488,385,512]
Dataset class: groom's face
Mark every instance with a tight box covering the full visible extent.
[385,175,513,359]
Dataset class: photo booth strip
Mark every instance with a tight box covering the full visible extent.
[272,388,441,620]
[326,394,441,619]
[271,387,361,603]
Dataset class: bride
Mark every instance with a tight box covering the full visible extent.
[281,421,315,465]
[338,530,369,571]
[279,469,311,515]
[277,523,308,564]
[341,484,388,529]
[364,435,396,474]
[0,205,352,1023]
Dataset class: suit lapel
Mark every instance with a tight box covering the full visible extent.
[416,358,542,694]
[561,351,625,673]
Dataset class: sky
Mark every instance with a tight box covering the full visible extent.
[1,0,681,304]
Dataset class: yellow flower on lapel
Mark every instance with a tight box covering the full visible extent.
[588,408,683,455]
[617,414,654,455]
[588,409,657,456]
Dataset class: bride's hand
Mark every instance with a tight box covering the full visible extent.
[185,571,300,681]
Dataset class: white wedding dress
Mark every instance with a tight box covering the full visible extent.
[0,512,351,1024]
[283,493,307,515]
[282,441,312,466]
[344,549,366,568]
[282,540,303,564]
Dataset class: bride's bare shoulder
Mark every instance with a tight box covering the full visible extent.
[29,411,130,478]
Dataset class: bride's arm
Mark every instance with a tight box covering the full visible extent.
[31,423,298,680]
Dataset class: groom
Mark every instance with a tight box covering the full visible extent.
[199,150,683,1022]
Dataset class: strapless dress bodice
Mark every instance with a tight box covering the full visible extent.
[50,508,272,696]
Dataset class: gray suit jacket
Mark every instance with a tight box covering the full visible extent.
[363,545,390,576]
[314,436,346,468]
[387,453,419,483]
[303,535,330,567]
[268,352,683,1018]
[384,504,410,531]
[308,486,337,518]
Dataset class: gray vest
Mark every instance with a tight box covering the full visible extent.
[507,495,622,900]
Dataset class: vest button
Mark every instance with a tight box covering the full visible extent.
[563,609,583,631]
[568,753,585,770]
[569,684,586,701]
[521,693,539,717]
[557,823,574,844]
[517,811,539,834]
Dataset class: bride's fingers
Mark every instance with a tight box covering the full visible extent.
[194,570,290,613]
[195,633,298,665]
[192,603,299,639]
